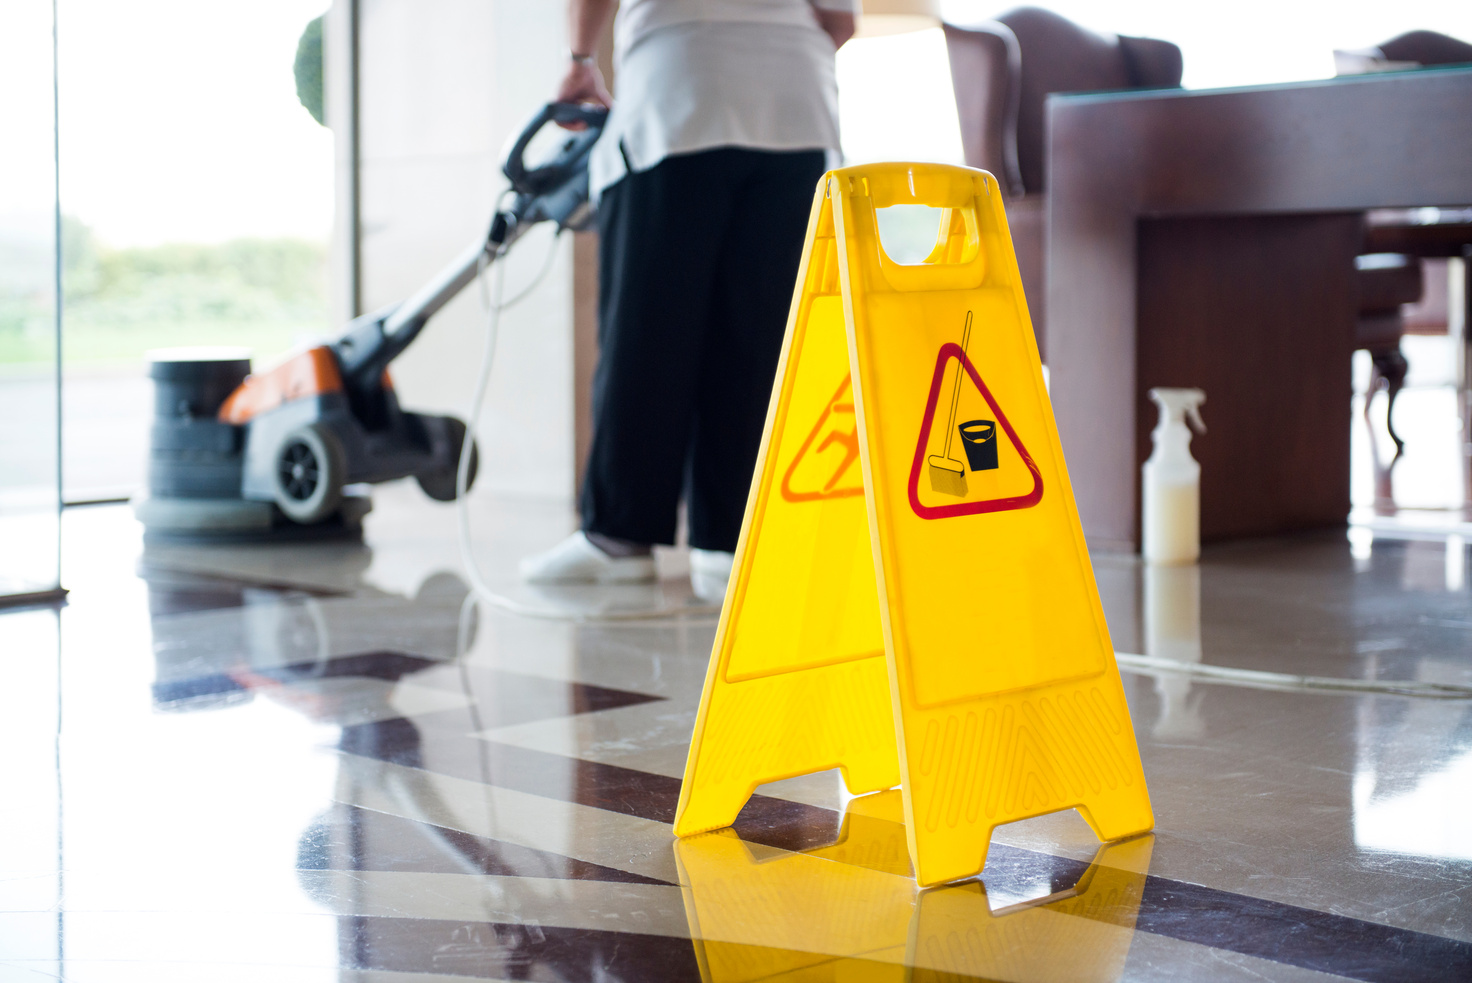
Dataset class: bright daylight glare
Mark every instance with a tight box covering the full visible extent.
[60,0,334,247]
[48,0,1472,250]
[8,0,1472,498]
[841,0,1472,167]
[843,0,1472,266]
[46,0,335,385]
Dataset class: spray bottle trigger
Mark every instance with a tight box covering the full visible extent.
[1186,402,1206,435]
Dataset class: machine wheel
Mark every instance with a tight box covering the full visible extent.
[271,423,345,523]
[416,416,479,502]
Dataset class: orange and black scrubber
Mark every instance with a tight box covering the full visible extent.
[134,102,607,539]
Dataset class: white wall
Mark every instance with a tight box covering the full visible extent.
[352,0,576,502]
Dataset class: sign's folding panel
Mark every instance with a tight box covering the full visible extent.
[673,163,1153,886]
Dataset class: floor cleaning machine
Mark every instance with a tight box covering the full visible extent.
[136,102,608,539]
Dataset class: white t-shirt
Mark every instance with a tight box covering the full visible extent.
[589,0,856,199]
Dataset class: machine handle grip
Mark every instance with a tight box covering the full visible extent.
[503,102,609,194]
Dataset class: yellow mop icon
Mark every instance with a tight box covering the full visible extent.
[927,311,971,497]
[673,163,1154,887]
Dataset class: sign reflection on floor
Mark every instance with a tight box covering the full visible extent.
[677,789,1154,982]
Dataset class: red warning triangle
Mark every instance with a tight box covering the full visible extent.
[907,342,1043,520]
[781,376,865,503]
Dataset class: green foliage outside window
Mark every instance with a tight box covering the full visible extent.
[295,14,326,127]
[0,16,335,370]
[0,219,328,368]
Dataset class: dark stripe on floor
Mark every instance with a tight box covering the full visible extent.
[341,717,843,853]
[297,803,672,886]
[339,715,1472,983]
[206,656,1464,983]
[341,914,911,982]
[1133,876,1472,983]
[153,651,662,724]
[141,565,350,616]
[978,844,1472,982]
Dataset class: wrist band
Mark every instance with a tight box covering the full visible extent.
[570,51,595,64]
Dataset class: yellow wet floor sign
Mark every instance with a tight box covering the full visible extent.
[673,162,1154,886]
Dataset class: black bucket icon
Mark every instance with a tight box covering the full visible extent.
[958,419,998,471]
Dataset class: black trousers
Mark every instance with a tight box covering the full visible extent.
[580,146,826,551]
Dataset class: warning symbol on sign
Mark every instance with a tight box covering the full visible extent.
[781,375,865,503]
[908,316,1043,520]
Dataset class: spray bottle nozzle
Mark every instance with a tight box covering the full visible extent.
[1148,387,1206,435]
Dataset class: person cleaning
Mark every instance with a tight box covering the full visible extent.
[520,0,856,601]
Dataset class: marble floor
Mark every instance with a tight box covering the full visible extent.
[2,481,1470,982]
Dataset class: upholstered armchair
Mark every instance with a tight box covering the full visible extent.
[1340,29,1472,459]
[1354,252,1423,455]
[943,8,1182,358]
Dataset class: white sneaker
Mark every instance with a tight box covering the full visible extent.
[519,531,656,584]
[690,548,735,603]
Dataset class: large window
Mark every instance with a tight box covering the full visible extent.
[0,0,62,602]
[50,0,334,501]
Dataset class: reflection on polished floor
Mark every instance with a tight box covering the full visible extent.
[3,481,1470,982]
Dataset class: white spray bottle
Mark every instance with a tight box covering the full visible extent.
[1142,388,1206,565]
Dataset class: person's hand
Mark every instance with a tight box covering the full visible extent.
[555,58,612,128]
[815,10,855,50]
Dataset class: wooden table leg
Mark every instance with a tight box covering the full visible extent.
[1461,248,1472,513]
